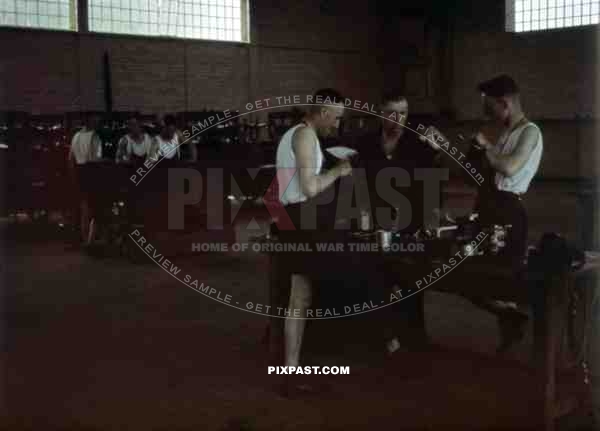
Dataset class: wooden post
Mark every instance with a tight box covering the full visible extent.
[533,271,570,431]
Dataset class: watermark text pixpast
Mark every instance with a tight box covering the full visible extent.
[268,366,349,375]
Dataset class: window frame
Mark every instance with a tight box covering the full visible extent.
[0,0,78,31]
[0,0,250,43]
[506,0,600,33]
[86,0,249,42]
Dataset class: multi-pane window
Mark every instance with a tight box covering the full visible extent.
[0,0,248,42]
[0,0,77,30]
[88,0,248,41]
[507,0,600,32]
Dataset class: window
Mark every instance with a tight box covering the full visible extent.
[88,0,248,41]
[0,0,77,30]
[507,0,600,32]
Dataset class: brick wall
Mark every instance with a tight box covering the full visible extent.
[449,18,600,181]
[451,27,598,121]
[379,15,441,114]
[251,0,380,53]
[0,0,384,115]
[0,30,79,113]
[448,10,600,249]
[79,34,187,113]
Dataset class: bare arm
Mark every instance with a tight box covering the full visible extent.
[68,133,77,170]
[419,125,445,167]
[189,142,198,162]
[147,136,160,160]
[176,131,183,160]
[482,126,540,177]
[292,126,351,199]
[115,136,128,162]
[91,133,103,161]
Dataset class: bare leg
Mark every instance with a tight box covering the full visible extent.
[284,273,312,367]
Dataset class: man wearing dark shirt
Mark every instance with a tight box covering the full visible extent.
[357,93,444,352]
[357,94,443,233]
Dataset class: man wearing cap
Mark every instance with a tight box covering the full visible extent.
[470,74,544,353]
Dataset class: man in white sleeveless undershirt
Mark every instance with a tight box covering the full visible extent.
[470,74,544,353]
[273,89,352,384]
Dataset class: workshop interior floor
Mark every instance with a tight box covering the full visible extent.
[2,223,600,430]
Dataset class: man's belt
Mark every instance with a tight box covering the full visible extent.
[495,189,524,201]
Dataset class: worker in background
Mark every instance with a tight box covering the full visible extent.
[69,111,102,243]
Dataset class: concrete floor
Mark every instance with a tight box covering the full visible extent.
[2,224,599,430]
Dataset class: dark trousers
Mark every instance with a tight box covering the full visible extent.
[476,188,528,262]
[383,291,427,344]
[469,189,530,332]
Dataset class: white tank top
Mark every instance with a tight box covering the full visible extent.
[276,123,324,206]
[70,129,102,165]
[118,133,153,160]
[154,134,180,160]
[495,121,543,195]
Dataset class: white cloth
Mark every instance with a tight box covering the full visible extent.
[275,123,323,205]
[116,133,153,161]
[494,121,543,195]
[152,134,180,160]
[69,129,102,165]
